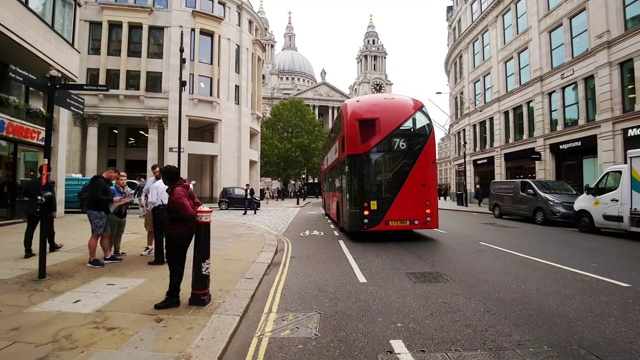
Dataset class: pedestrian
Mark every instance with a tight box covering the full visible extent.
[109,172,132,256]
[85,167,123,267]
[276,187,280,201]
[141,164,161,256]
[154,165,202,310]
[443,186,449,201]
[475,185,484,207]
[147,172,169,265]
[265,187,271,204]
[22,165,63,258]
[134,177,146,217]
[438,186,442,200]
[243,183,256,215]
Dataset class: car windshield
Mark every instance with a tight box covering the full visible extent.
[533,181,577,195]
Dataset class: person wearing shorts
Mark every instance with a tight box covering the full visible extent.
[141,164,161,256]
[85,167,124,268]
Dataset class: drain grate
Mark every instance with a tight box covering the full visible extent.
[256,311,321,338]
[377,346,601,360]
[480,222,517,229]
[406,271,452,284]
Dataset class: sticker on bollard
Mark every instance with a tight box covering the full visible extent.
[189,206,212,306]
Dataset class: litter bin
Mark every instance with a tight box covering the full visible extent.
[456,192,464,206]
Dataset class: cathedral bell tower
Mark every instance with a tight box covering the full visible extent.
[350,15,393,97]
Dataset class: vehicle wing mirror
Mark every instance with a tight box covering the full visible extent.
[584,184,591,195]
[526,189,535,196]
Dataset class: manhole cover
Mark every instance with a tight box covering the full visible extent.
[406,272,452,284]
[480,222,517,229]
[448,350,522,360]
[256,311,321,338]
[516,346,601,360]
[377,346,601,360]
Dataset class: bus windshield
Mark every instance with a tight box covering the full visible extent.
[363,108,433,199]
[533,180,578,195]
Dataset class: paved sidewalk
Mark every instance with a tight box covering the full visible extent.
[438,199,491,214]
[0,201,305,360]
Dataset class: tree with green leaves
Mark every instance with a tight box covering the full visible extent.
[261,98,328,185]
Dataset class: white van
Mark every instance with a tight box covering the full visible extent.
[573,149,640,233]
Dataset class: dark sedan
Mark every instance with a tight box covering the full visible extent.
[218,186,261,210]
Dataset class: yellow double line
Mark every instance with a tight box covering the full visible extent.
[245,235,293,360]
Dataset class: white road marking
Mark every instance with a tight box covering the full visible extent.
[338,240,367,283]
[433,229,447,234]
[330,225,335,229]
[327,220,332,223]
[333,231,339,236]
[479,242,632,287]
[389,340,415,360]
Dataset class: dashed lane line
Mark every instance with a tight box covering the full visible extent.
[338,240,367,283]
[333,231,339,236]
[433,229,447,234]
[389,340,415,360]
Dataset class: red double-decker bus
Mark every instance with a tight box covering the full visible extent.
[321,94,439,232]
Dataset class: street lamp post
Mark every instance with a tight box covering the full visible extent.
[463,141,468,207]
[178,27,185,170]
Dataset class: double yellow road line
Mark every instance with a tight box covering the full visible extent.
[245,235,293,360]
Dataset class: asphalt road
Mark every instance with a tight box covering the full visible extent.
[223,204,640,360]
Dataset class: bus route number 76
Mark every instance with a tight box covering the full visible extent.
[392,138,407,150]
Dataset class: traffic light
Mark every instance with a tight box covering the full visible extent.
[301,171,306,181]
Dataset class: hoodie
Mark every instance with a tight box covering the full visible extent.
[165,178,203,234]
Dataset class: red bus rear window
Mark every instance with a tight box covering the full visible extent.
[358,119,378,144]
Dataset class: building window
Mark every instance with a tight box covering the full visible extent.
[550,25,565,68]
[549,91,558,131]
[201,0,213,12]
[199,32,213,64]
[621,59,636,113]
[481,0,488,12]
[482,31,490,60]
[248,20,254,36]
[505,58,515,92]
[134,0,149,4]
[471,0,480,21]
[108,127,118,147]
[548,0,562,10]
[570,11,588,57]
[516,0,527,33]
[484,74,492,103]
[518,49,530,84]
[514,105,524,141]
[625,0,640,30]
[479,120,487,150]
[106,69,120,90]
[188,73,194,94]
[189,29,195,61]
[503,10,513,44]
[148,27,164,59]
[146,72,162,93]
[88,22,102,55]
[126,128,148,148]
[215,1,226,17]
[458,54,463,81]
[198,75,212,96]
[474,80,482,106]
[585,75,596,122]
[489,117,494,147]
[86,68,99,85]
[504,111,511,144]
[527,101,534,137]
[153,0,168,9]
[108,23,123,56]
[472,124,477,150]
[235,44,241,74]
[459,91,465,115]
[237,10,241,26]
[126,71,140,91]
[128,25,142,58]
[473,40,481,67]
[234,85,240,105]
[563,83,579,128]
[185,0,196,8]
[22,0,75,42]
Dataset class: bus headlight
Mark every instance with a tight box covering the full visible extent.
[363,219,369,224]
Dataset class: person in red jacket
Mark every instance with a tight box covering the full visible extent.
[154,165,203,310]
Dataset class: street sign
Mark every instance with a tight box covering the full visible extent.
[169,147,185,153]
[54,90,85,115]
[7,64,48,93]
[56,83,109,92]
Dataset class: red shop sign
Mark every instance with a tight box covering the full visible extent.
[0,118,45,145]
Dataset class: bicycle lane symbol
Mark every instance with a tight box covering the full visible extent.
[300,230,324,237]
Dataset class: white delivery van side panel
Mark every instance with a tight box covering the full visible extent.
[628,149,640,232]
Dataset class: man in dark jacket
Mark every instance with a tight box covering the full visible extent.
[154,165,202,310]
[22,165,63,258]
[85,167,123,267]
[243,183,256,215]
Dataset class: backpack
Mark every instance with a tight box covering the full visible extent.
[77,181,91,212]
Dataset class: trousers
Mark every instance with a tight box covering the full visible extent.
[165,231,195,299]
[152,205,167,262]
[23,214,55,253]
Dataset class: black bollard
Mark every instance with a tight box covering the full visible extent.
[189,212,212,306]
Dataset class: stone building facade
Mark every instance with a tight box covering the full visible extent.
[445,0,640,195]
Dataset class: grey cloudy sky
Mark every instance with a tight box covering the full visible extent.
[258,0,452,140]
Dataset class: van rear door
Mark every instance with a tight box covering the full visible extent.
[590,170,623,229]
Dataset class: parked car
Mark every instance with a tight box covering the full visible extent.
[218,186,261,210]
[488,179,579,225]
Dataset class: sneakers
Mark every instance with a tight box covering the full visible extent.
[104,255,123,263]
[114,251,127,256]
[154,297,180,310]
[87,259,105,267]
[141,247,154,256]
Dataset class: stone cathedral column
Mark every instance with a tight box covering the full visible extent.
[85,114,100,176]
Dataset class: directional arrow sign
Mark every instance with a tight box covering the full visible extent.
[56,83,109,92]
[7,65,48,93]
[55,91,85,115]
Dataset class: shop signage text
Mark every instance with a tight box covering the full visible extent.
[559,141,581,150]
[0,118,45,144]
[624,126,640,139]
[530,152,542,161]
[473,156,495,166]
[550,135,597,153]
[7,65,48,93]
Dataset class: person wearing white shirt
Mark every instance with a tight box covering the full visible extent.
[147,177,169,265]
[141,165,160,256]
